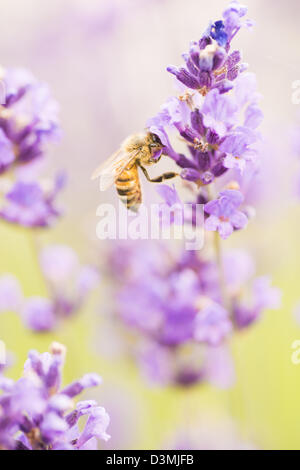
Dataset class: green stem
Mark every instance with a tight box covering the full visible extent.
[213,229,229,310]
[205,184,230,311]
[28,230,53,298]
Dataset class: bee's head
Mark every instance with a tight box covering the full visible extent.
[147,132,164,163]
[149,132,162,146]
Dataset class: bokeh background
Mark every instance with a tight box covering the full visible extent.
[0,0,300,449]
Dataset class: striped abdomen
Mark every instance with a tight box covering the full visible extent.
[115,163,142,212]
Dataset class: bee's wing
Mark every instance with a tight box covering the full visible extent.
[91,149,122,181]
[91,149,139,191]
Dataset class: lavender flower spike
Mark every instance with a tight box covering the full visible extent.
[0,342,110,450]
[104,1,280,390]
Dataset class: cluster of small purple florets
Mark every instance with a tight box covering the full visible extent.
[109,241,280,387]
[147,0,263,240]
[0,342,110,450]
[0,67,64,228]
[0,245,99,331]
[0,68,100,331]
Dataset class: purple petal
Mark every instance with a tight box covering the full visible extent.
[61,373,102,398]
[230,210,248,229]
[218,221,234,239]
[167,66,200,89]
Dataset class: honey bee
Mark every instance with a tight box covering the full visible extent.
[91,132,178,212]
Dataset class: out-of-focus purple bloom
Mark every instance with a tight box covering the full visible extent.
[138,340,234,389]
[25,245,100,331]
[0,275,23,313]
[252,277,281,311]
[1,67,60,165]
[233,276,281,329]
[0,178,63,228]
[22,298,56,332]
[194,300,232,346]
[0,342,109,450]
[108,239,280,388]
[118,265,200,347]
[203,345,235,389]
[111,242,227,386]
[204,189,248,239]
[40,244,100,303]
[0,66,64,229]
[0,129,15,174]
[40,245,79,282]
[224,250,255,293]
[1,245,99,332]
[76,266,100,298]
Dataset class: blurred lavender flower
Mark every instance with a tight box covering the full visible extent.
[0,66,64,228]
[22,297,56,332]
[0,177,64,228]
[22,244,100,331]
[0,342,110,450]
[194,300,232,345]
[0,245,99,332]
[0,67,59,165]
[233,276,281,329]
[0,274,23,313]
[108,241,278,388]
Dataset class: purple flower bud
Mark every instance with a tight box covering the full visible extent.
[200,171,214,185]
[213,79,234,94]
[61,373,102,398]
[212,48,226,71]
[198,70,212,88]
[167,66,200,89]
[177,153,198,170]
[195,151,211,171]
[181,168,201,182]
[226,50,241,69]
[199,35,212,50]
[191,109,206,135]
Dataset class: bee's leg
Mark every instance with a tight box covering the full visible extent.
[140,166,179,183]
